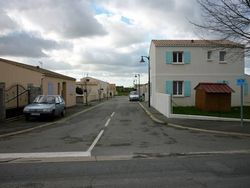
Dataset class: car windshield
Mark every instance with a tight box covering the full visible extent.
[130,91,138,95]
[33,96,55,104]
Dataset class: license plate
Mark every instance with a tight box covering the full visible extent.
[31,113,40,116]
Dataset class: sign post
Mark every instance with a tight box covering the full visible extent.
[237,78,245,126]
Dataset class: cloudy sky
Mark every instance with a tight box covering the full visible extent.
[0,0,249,86]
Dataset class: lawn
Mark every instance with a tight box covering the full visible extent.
[173,106,250,119]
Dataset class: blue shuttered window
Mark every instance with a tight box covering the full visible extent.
[165,81,173,95]
[184,51,191,64]
[166,80,191,97]
[184,81,191,97]
[166,52,173,64]
[166,51,191,64]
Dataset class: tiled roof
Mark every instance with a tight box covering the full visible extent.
[194,83,234,93]
[0,58,75,81]
[152,40,244,48]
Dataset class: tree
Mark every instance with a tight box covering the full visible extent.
[76,87,83,95]
[193,0,250,54]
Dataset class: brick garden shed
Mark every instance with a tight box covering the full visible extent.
[194,83,234,112]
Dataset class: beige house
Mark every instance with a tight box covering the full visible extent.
[0,58,76,108]
[76,77,116,103]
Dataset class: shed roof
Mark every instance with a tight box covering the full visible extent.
[194,83,234,93]
[0,58,75,81]
[152,40,244,48]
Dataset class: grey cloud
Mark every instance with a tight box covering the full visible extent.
[0,32,70,57]
[78,46,147,75]
[1,0,107,38]
[0,12,18,32]
[25,58,74,71]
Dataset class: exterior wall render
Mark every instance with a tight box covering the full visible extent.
[0,59,76,108]
[42,77,76,107]
[150,41,246,107]
[0,60,43,89]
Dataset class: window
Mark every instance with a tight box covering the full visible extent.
[207,51,212,60]
[219,51,226,62]
[173,81,183,96]
[55,97,60,104]
[173,51,183,63]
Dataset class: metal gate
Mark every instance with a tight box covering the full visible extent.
[5,84,30,118]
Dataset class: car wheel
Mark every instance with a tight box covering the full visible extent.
[61,109,66,117]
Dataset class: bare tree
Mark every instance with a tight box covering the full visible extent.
[192,0,250,54]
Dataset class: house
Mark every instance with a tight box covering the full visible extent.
[149,40,249,107]
[76,77,116,103]
[0,58,76,109]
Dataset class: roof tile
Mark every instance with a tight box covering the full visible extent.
[0,58,75,81]
[152,40,244,48]
[194,83,234,93]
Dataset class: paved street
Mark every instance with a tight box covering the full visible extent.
[1,154,250,188]
[0,96,250,187]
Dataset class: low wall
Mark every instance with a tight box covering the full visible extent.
[152,92,171,118]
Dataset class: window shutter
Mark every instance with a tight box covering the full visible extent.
[244,83,248,96]
[165,81,173,95]
[184,80,191,97]
[166,52,173,64]
[184,51,191,64]
[48,82,54,95]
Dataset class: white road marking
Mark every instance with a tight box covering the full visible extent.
[111,112,115,118]
[0,111,116,160]
[0,151,91,159]
[105,118,111,127]
[87,129,104,153]
[87,112,115,154]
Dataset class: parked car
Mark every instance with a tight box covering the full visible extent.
[129,91,140,101]
[23,95,66,120]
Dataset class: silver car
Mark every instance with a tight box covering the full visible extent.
[129,91,140,101]
[23,95,66,120]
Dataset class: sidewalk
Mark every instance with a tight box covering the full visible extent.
[0,101,101,137]
[139,102,250,136]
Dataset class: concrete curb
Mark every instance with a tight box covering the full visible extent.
[138,102,250,137]
[138,102,166,124]
[2,149,250,164]
[170,114,250,122]
[167,123,250,137]
[0,102,104,139]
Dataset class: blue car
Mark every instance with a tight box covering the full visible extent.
[23,95,66,120]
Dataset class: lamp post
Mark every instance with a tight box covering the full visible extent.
[84,78,90,105]
[140,56,150,107]
[135,74,140,101]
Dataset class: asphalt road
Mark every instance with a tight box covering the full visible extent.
[0,96,250,187]
[1,96,250,155]
[1,154,250,187]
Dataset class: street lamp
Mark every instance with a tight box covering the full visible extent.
[140,56,150,107]
[135,74,140,101]
[84,78,90,105]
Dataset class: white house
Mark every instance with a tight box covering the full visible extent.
[149,40,249,107]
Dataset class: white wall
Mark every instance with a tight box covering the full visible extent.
[151,92,171,118]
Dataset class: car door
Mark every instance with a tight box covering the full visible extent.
[58,96,65,114]
[54,96,62,115]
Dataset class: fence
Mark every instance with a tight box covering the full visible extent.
[151,92,172,118]
[0,84,41,120]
